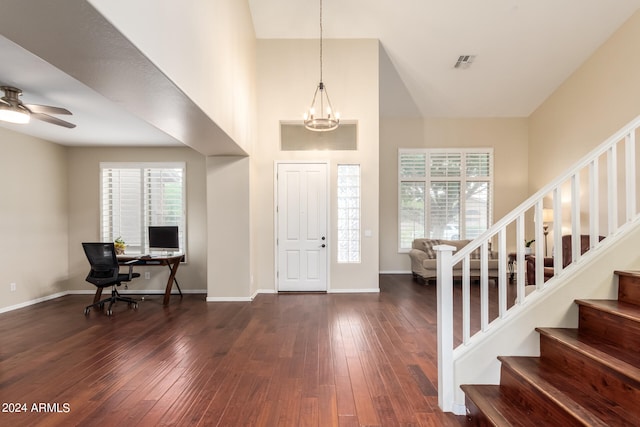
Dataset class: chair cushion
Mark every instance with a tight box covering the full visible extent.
[117,273,141,281]
[422,239,441,258]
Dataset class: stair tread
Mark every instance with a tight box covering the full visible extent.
[461,384,545,426]
[614,269,640,279]
[575,299,640,321]
[499,356,639,426]
[536,327,640,379]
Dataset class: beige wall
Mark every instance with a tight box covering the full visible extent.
[380,117,529,272]
[529,10,640,193]
[89,0,257,154]
[254,39,380,292]
[0,128,69,311]
[206,156,251,300]
[66,146,208,294]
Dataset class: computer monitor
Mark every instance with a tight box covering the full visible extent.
[148,226,180,253]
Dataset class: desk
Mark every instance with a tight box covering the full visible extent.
[118,254,184,305]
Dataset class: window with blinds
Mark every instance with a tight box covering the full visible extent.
[100,162,186,255]
[398,149,492,250]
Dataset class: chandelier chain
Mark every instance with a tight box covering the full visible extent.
[319,0,323,83]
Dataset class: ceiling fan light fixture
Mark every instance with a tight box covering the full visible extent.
[0,104,30,124]
[304,0,340,132]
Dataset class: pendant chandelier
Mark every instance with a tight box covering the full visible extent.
[303,0,339,132]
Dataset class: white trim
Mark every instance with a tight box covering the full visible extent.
[67,289,206,295]
[0,286,382,314]
[327,288,380,294]
[206,296,253,302]
[0,291,68,314]
[250,288,277,300]
[0,289,208,314]
[452,403,467,416]
[95,289,206,295]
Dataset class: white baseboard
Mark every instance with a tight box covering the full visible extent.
[0,289,208,314]
[66,289,207,295]
[1,287,383,313]
[0,291,68,314]
[114,289,207,295]
[452,402,467,416]
[379,270,412,274]
[206,296,253,302]
[328,288,380,294]
[250,288,277,300]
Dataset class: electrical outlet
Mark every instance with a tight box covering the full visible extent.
[144,272,151,280]
[10,282,16,292]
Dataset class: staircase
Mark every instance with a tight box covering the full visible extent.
[462,270,640,426]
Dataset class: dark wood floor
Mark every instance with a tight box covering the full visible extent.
[0,275,476,426]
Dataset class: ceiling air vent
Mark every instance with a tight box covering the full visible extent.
[454,55,476,69]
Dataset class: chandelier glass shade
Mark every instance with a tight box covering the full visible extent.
[304,0,339,132]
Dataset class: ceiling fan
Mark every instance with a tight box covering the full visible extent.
[0,86,76,128]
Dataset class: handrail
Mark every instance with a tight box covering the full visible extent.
[437,114,640,414]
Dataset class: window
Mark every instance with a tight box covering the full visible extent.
[398,149,493,250]
[100,162,186,255]
[337,164,360,263]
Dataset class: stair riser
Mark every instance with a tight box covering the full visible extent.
[618,273,640,306]
[579,305,640,352]
[540,335,640,419]
[464,398,492,427]
[499,365,591,425]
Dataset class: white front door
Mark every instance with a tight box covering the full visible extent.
[277,163,328,291]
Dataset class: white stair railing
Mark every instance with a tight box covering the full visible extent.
[437,114,640,413]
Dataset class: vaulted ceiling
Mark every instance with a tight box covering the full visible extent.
[250,0,640,117]
[0,0,638,146]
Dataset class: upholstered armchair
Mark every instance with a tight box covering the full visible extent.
[526,235,604,285]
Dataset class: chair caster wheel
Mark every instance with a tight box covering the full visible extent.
[84,308,90,315]
[106,309,113,316]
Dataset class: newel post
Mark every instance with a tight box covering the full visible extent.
[435,244,456,412]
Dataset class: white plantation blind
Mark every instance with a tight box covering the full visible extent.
[399,152,426,178]
[398,149,492,250]
[100,162,186,254]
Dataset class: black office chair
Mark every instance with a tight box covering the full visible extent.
[82,242,140,316]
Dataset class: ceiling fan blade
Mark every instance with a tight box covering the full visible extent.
[31,112,76,128]
[24,103,72,115]
[0,98,9,106]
